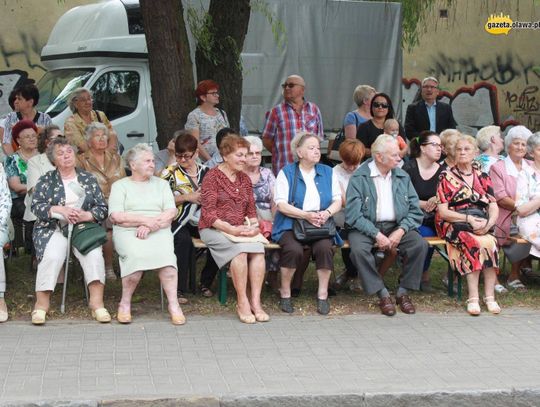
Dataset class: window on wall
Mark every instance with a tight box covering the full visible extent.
[90,71,140,120]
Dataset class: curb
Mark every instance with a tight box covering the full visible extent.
[2,389,540,406]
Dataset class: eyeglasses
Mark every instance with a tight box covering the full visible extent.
[281,83,303,89]
[422,142,442,148]
[206,92,219,96]
[175,152,196,160]
[19,134,37,140]
[76,97,93,102]
[92,134,108,140]
[373,102,389,109]
[247,151,262,157]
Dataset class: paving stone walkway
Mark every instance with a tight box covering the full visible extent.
[1,310,539,405]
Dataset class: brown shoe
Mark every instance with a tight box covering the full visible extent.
[396,295,416,314]
[378,296,396,316]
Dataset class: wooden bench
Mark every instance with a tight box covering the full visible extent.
[191,236,453,305]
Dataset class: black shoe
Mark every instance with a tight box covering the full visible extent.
[317,298,330,315]
[280,297,294,313]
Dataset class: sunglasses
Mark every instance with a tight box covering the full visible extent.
[373,102,389,109]
[281,83,302,89]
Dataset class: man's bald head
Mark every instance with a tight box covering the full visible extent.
[282,74,305,103]
[286,75,305,87]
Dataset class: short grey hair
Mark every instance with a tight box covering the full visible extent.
[84,122,108,141]
[439,129,460,146]
[126,143,154,168]
[422,77,439,86]
[243,135,262,151]
[527,132,540,154]
[68,87,92,113]
[454,134,478,155]
[475,125,501,152]
[371,134,398,155]
[353,85,376,107]
[505,125,533,150]
[46,137,76,164]
[291,132,319,160]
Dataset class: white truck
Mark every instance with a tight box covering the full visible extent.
[36,0,402,152]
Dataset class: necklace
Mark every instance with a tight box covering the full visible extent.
[457,168,473,177]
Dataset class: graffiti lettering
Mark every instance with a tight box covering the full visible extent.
[0,70,29,116]
[504,86,540,115]
[0,31,45,73]
[429,53,540,86]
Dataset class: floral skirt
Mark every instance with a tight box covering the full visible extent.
[440,222,499,275]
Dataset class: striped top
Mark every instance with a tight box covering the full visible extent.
[2,111,52,145]
[262,101,324,175]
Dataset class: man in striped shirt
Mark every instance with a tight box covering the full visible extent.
[262,75,324,175]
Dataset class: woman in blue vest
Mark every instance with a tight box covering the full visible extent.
[273,132,342,315]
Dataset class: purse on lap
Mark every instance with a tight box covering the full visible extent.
[290,163,336,243]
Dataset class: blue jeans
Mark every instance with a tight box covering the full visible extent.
[418,225,436,273]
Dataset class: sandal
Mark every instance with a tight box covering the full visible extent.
[507,279,527,292]
[91,307,112,323]
[31,309,47,325]
[466,298,481,316]
[200,287,213,298]
[483,296,501,314]
[494,284,508,294]
[177,292,189,305]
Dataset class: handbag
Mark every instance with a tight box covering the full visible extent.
[453,207,489,233]
[220,217,269,244]
[290,163,336,243]
[62,222,108,255]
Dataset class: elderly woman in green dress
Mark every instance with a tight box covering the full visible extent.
[109,143,185,325]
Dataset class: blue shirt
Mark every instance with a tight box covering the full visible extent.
[425,101,437,132]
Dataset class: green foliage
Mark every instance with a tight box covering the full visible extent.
[186,0,286,72]
[366,0,453,51]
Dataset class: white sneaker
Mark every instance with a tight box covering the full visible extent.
[494,284,508,294]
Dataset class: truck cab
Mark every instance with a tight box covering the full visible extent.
[36,0,156,152]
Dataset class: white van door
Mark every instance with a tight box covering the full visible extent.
[88,65,152,152]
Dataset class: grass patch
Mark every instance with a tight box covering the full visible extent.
[4,250,540,321]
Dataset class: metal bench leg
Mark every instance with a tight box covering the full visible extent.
[218,266,227,305]
[447,264,454,297]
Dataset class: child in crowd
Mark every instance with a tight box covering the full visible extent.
[384,118,408,167]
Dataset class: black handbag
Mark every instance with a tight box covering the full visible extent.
[290,163,336,243]
[453,207,490,233]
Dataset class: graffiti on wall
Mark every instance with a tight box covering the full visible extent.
[0,31,46,116]
[0,70,30,116]
[429,52,540,86]
[0,32,45,73]
[403,51,540,133]
[504,86,540,130]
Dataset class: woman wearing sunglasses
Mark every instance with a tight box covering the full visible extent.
[356,92,405,158]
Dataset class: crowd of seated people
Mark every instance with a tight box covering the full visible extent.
[0,75,539,325]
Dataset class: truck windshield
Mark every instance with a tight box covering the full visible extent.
[36,69,94,117]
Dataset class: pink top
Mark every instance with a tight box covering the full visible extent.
[489,158,530,245]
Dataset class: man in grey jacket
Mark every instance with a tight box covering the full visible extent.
[346,135,428,316]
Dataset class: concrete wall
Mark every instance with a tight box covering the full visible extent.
[403,0,540,133]
[0,0,89,113]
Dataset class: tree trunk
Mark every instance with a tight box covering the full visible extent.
[195,0,251,132]
[140,0,194,149]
